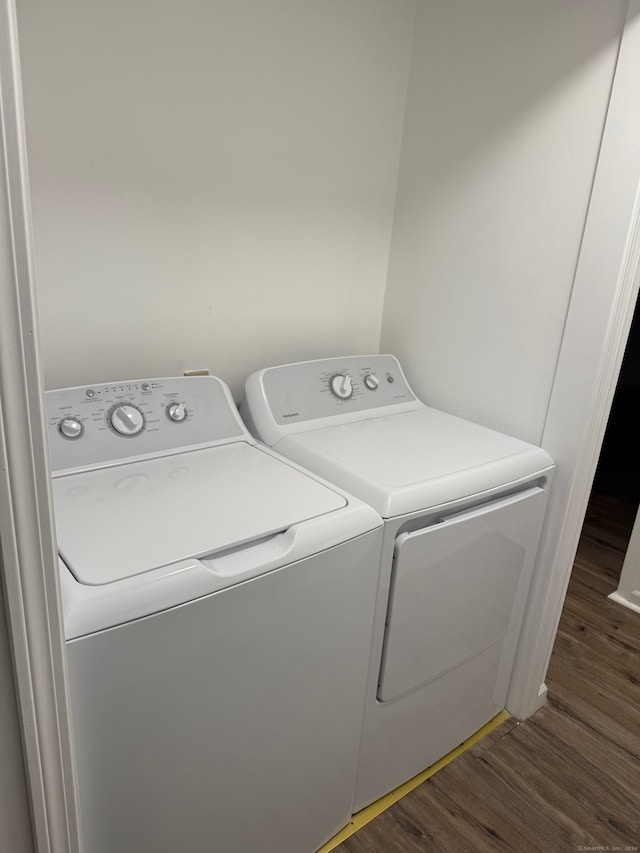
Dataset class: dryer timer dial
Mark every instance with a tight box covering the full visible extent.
[330,374,354,400]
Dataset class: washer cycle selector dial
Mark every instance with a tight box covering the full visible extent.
[330,374,354,400]
[58,417,84,439]
[110,404,145,436]
[363,374,379,390]
[166,402,187,422]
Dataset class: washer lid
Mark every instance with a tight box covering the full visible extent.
[53,443,346,585]
[276,408,554,518]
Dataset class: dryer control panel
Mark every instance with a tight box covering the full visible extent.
[242,355,420,446]
[261,355,416,425]
[46,376,246,473]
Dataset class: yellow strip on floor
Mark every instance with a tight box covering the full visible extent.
[318,710,511,852]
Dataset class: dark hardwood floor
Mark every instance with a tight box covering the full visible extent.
[335,490,640,853]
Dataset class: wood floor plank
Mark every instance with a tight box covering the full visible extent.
[514,710,640,828]
[543,678,640,763]
[426,756,573,852]
[473,726,613,845]
[332,490,640,853]
[546,646,640,724]
[550,612,640,665]
[410,782,537,853]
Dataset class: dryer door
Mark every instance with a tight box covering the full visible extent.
[377,486,548,703]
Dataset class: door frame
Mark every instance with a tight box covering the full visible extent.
[0,1,81,850]
[507,0,640,719]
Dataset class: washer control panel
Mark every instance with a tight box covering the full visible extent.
[259,355,416,426]
[46,376,244,473]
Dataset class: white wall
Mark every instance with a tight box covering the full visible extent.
[380,0,628,444]
[17,0,415,399]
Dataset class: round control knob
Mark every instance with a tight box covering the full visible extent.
[166,402,187,423]
[363,374,379,390]
[330,373,354,400]
[59,417,84,439]
[110,404,145,436]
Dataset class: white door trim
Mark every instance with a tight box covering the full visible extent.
[0,2,81,850]
[507,0,640,719]
[609,505,640,613]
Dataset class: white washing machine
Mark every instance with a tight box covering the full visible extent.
[241,354,555,810]
[46,375,383,853]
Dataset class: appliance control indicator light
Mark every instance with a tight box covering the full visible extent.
[363,374,379,390]
[330,373,354,400]
[166,402,188,422]
[110,404,145,436]
[59,417,84,439]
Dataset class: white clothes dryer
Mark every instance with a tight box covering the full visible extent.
[241,354,555,810]
[46,375,382,853]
